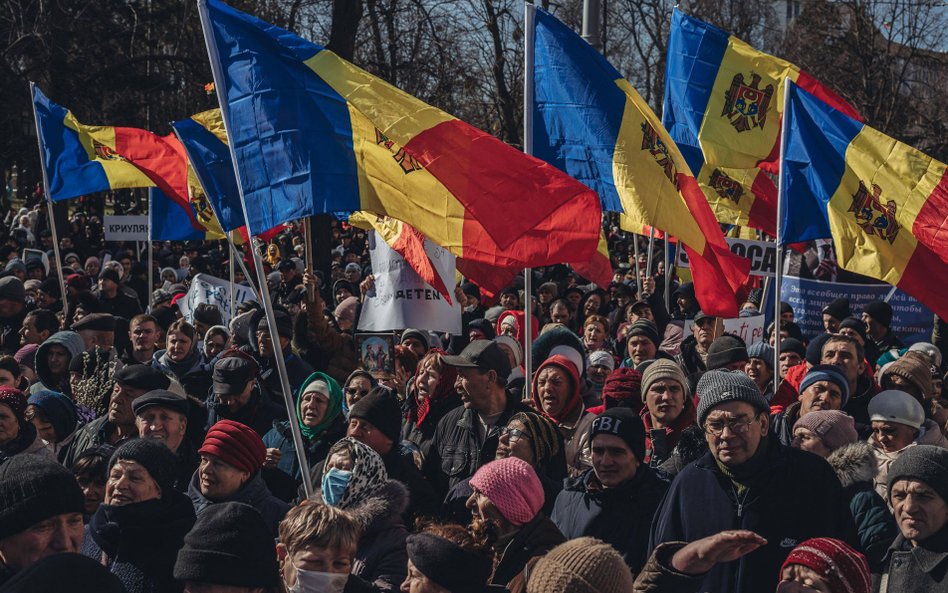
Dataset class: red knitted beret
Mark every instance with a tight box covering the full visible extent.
[199,420,266,474]
[781,538,870,593]
[0,387,27,422]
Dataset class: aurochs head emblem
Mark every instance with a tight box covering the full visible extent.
[848,180,900,244]
[722,73,774,132]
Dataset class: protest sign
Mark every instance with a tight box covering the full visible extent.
[722,314,766,345]
[104,215,149,241]
[781,276,933,345]
[177,273,254,326]
[358,232,462,333]
[678,238,776,277]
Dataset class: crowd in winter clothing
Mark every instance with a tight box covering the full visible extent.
[3,209,948,593]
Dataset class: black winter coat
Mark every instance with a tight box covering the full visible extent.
[188,470,289,537]
[552,466,668,573]
[81,492,196,593]
[650,439,854,593]
[422,395,533,499]
[205,389,287,437]
[491,513,565,591]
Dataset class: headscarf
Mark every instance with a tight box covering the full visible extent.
[507,411,561,470]
[322,437,388,509]
[342,369,378,417]
[296,372,344,440]
[531,355,582,424]
[413,349,458,428]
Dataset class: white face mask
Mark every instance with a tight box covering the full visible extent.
[285,556,349,593]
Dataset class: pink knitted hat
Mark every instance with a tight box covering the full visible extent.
[469,457,544,526]
[793,410,858,453]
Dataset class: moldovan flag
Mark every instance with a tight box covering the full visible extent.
[199,0,602,275]
[530,6,750,316]
[781,81,948,318]
[663,9,861,234]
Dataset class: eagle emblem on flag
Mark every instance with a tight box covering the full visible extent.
[722,73,774,132]
[640,122,679,188]
[848,180,900,244]
[708,169,744,204]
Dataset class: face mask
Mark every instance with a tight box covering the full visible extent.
[285,556,349,593]
[321,468,352,507]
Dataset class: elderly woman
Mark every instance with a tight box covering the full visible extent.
[151,320,212,399]
[202,325,229,361]
[318,437,409,593]
[81,439,196,593]
[0,386,53,461]
[402,349,460,458]
[264,371,346,481]
[581,315,611,355]
[466,457,565,593]
[531,354,594,476]
[25,390,77,459]
[403,523,494,593]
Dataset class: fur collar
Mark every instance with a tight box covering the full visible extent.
[320,479,409,535]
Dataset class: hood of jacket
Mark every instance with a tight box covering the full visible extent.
[35,331,86,390]
[826,441,876,488]
[532,354,582,424]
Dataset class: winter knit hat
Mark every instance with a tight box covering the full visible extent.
[881,352,934,398]
[821,298,852,321]
[349,387,403,444]
[589,408,646,462]
[0,553,125,593]
[526,537,635,593]
[507,411,561,469]
[587,350,615,371]
[174,501,279,588]
[109,438,179,496]
[886,444,948,504]
[0,387,26,422]
[0,456,84,540]
[800,364,851,407]
[469,457,544,526]
[781,538,870,593]
[863,301,893,327]
[780,338,807,360]
[868,390,925,430]
[695,370,769,426]
[793,410,858,453]
[907,342,942,369]
[27,391,77,441]
[806,333,832,366]
[627,319,660,346]
[706,335,749,370]
[13,343,39,370]
[601,368,643,411]
[838,317,869,345]
[199,420,267,474]
[641,359,690,402]
[406,533,493,593]
[747,342,775,369]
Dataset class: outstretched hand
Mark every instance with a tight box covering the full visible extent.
[670,530,767,575]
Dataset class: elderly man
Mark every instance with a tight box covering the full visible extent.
[0,456,85,585]
[133,389,198,491]
[0,277,29,356]
[423,340,530,498]
[207,352,284,437]
[878,445,948,591]
[651,370,852,593]
[771,364,850,447]
[677,311,718,378]
[71,313,116,353]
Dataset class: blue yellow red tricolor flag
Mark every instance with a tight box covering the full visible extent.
[663,9,861,235]
[530,6,750,316]
[198,0,603,285]
[781,81,948,318]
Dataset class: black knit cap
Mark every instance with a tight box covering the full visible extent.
[349,386,402,444]
[114,364,172,391]
[0,456,84,540]
[406,533,492,593]
[863,300,893,327]
[780,338,807,359]
[806,333,832,366]
[109,438,178,496]
[589,408,646,463]
[0,553,125,593]
[627,319,660,346]
[887,445,948,504]
[822,297,851,321]
[838,317,869,344]
[174,502,279,588]
[706,334,749,370]
[193,302,224,326]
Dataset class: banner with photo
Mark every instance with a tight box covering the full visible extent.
[177,273,255,326]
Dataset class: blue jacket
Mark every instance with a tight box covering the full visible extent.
[188,470,289,537]
[650,439,854,593]
[262,416,346,481]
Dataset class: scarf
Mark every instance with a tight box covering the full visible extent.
[715,435,772,496]
[297,371,343,440]
[322,437,388,509]
[161,339,201,379]
[414,349,458,428]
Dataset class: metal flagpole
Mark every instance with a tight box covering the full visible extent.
[29,82,68,316]
[632,232,643,296]
[199,0,314,498]
[646,227,656,285]
[147,237,154,303]
[773,79,791,376]
[664,239,671,313]
[523,0,537,402]
[228,232,236,318]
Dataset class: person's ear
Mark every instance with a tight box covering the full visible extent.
[758,412,770,437]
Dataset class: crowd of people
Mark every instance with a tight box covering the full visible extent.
[0,196,948,593]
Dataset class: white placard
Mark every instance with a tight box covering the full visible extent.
[358,231,462,333]
[677,237,777,277]
[104,215,149,241]
[721,314,766,345]
[177,273,255,326]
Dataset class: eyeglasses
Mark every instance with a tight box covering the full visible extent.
[499,426,532,443]
[346,388,369,397]
[704,417,756,437]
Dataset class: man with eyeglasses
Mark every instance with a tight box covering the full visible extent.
[651,370,852,593]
